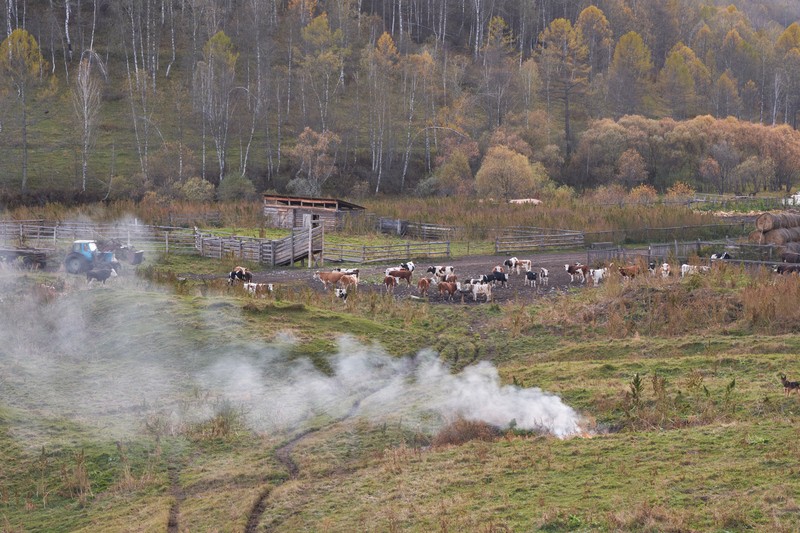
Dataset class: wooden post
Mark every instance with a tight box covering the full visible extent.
[308,226,313,268]
[447,241,450,258]
[166,232,170,255]
[291,230,295,267]
[320,224,324,267]
[406,241,410,259]
[271,240,276,266]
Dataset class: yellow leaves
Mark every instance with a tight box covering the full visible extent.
[0,28,48,81]
[376,32,399,64]
[203,31,238,70]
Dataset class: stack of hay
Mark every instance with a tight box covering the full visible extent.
[751,211,800,261]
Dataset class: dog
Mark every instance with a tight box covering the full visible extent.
[780,373,800,396]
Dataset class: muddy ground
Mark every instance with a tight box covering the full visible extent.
[245,251,594,305]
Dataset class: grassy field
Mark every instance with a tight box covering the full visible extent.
[2,254,800,532]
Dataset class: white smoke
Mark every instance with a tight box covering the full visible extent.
[0,288,582,445]
[199,336,581,438]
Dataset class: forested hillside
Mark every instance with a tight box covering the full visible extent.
[1,0,800,203]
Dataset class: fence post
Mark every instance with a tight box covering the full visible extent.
[291,230,295,267]
[271,240,276,266]
[406,241,410,259]
[166,232,170,255]
[362,245,366,262]
[308,227,313,268]
[447,241,450,258]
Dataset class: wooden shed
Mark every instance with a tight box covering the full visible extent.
[263,194,365,230]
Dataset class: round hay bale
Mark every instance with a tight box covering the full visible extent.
[760,227,800,245]
[748,230,766,244]
[755,211,800,232]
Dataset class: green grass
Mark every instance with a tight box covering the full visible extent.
[4,259,800,532]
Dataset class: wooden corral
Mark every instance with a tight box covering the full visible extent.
[263,194,365,230]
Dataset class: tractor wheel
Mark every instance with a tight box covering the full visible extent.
[65,254,89,274]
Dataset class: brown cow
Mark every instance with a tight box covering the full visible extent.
[387,269,412,286]
[383,275,397,293]
[417,277,431,297]
[313,270,345,290]
[337,274,359,289]
[437,281,458,301]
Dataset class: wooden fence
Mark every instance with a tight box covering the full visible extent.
[194,225,324,266]
[586,239,785,266]
[323,241,450,264]
[495,228,584,254]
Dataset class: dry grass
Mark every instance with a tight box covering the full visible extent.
[431,418,503,447]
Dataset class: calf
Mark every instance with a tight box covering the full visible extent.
[680,264,710,277]
[338,274,359,289]
[490,271,508,287]
[242,282,273,296]
[313,270,345,290]
[383,275,397,293]
[417,277,431,297]
[437,281,459,301]
[618,264,640,279]
[565,263,587,283]
[427,265,455,281]
[87,268,118,285]
[228,266,253,284]
[648,261,657,276]
[588,267,608,285]
[539,267,549,286]
[711,252,732,260]
[387,269,413,285]
[661,263,671,278]
[445,274,458,283]
[334,288,348,302]
[524,269,538,287]
[472,282,493,302]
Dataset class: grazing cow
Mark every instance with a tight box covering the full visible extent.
[437,281,459,301]
[228,266,253,284]
[334,288,348,302]
[87,268,117,285]
[383,275,397,293]
[661,263,671,278]
[242,282,273,296]
[426,265,455,281]
[417,277,431,297]
[313,270,346,290]
[711,252,732,260]
[588,267,608,285]
[618,264,640,279]
[338,274,359,289]
[472,282,493,302]
[565,263,587,283]
[524,270,538,287]
[680,264,711,277]
[775,264,800,275]
[387,269,413,285]
[539,267,549,286]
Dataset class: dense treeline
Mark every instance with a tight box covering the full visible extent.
[0,0,800,203]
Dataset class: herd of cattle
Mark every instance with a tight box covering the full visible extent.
[222,249,800,304]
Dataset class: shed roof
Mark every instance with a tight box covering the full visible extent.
[262,194,365,211]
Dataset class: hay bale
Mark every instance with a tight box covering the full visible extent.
[748,230,766,244]
[755,211,800,232]
[760,227,800,245]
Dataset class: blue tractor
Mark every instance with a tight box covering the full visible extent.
[64,240,123,274]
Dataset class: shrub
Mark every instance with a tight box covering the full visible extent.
[431,417,501,446]
[217,174,256,201]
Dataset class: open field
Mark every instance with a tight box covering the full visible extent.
[3,249,800,532]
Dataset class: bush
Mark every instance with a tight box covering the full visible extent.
[177,177,215,202]
[217,174,256,201]
[431,417,501,446]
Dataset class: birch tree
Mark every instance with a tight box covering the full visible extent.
[0,29,48,191]
[72,52,105,192]
[194,31,238,181]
